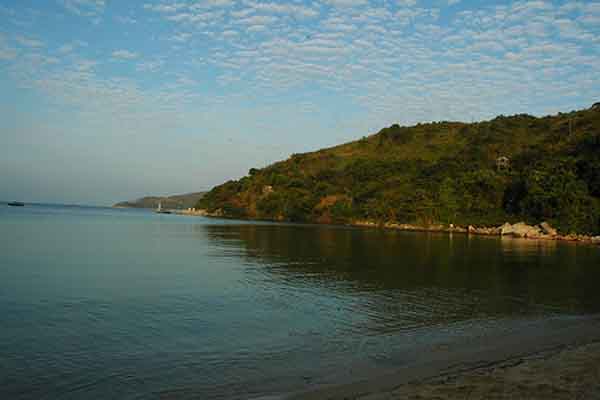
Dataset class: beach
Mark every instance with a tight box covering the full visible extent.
[363,341,600,399]
[290,315,600,400]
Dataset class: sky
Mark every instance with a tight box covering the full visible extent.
[0,0,599,205]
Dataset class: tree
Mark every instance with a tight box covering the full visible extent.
[437,177,459,224]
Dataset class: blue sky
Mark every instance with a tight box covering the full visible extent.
[0,0,599,205]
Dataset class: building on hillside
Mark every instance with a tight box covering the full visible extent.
[263,185,274,195]
[496,156,510,171]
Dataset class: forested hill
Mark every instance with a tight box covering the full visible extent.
[114,191,206,210]
[197,104,600,235]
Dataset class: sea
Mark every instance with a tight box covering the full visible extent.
[1,203,599,399]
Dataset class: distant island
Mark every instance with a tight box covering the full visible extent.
[197,103,600,236]
[114,192,206,210]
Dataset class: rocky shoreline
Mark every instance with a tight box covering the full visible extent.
[352,220,600,245]
[177,208,600,246]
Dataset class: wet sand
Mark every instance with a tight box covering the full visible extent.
[362,341,600,399]
[289,316,600,400]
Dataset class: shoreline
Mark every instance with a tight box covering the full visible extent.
[351,220,600,245]
[285,315,600,400]
[175,209,600,246]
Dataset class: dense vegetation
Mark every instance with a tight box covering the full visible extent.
[114,191,206,210]
[197,104,600,235]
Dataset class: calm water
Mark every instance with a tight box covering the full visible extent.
[1,204,600,399]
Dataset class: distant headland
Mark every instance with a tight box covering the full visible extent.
[113,192,206,210]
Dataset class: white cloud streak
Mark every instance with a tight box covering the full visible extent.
[111,49,139,60]
[59,0,105,17]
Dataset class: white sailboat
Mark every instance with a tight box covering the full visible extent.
[155,201,171,214]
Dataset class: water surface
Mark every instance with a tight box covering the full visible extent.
[1,204,599,399]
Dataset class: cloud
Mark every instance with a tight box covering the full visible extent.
[247,24,267,33]
[241,1,319,18]
[395,7,435,24]
[75,59,97,71]
[171,32,192,42]
[397,0,418,6]
[136,59,164,72]
[4,0,600,146]
[143,3,187,13]
[58,40,87,54]
[324,0,368,7]
[115,15,137,24]
[578,14,600,26]
[15,35,44,48]
[58,44,75,54]
[0,49,17,61]
[165,10,225,23]
[111,49,139,60]
[222,30,239,38]
[230,8,254,18]
[59,0,105,17]
[190,0,236,9]
[237,14,278,25]
[0,35,17,60]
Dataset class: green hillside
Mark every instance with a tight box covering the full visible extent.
[197,104,600,234]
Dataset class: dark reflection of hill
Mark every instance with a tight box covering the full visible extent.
[199,223,600,331]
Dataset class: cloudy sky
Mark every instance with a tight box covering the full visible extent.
[1,0,599,205]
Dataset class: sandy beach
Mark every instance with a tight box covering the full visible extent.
[289,316,600,400]
[362,341,600,399]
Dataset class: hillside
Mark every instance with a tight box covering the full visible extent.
[114,191,206,210]
[197,104,600,235]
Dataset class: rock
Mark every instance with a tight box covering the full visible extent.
[540,222,558,236]
[484,227,501,235]
[500,222,516,236]
[519,223,542,238]
[500,222,542,238]
[473,227,495,235]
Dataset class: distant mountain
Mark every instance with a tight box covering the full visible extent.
[197,104,600,235]
[114,192,206,210]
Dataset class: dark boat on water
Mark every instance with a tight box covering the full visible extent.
[7,201,25,207]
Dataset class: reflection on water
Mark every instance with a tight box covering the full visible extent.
[500,235,559,254]
[203,224,600,328]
